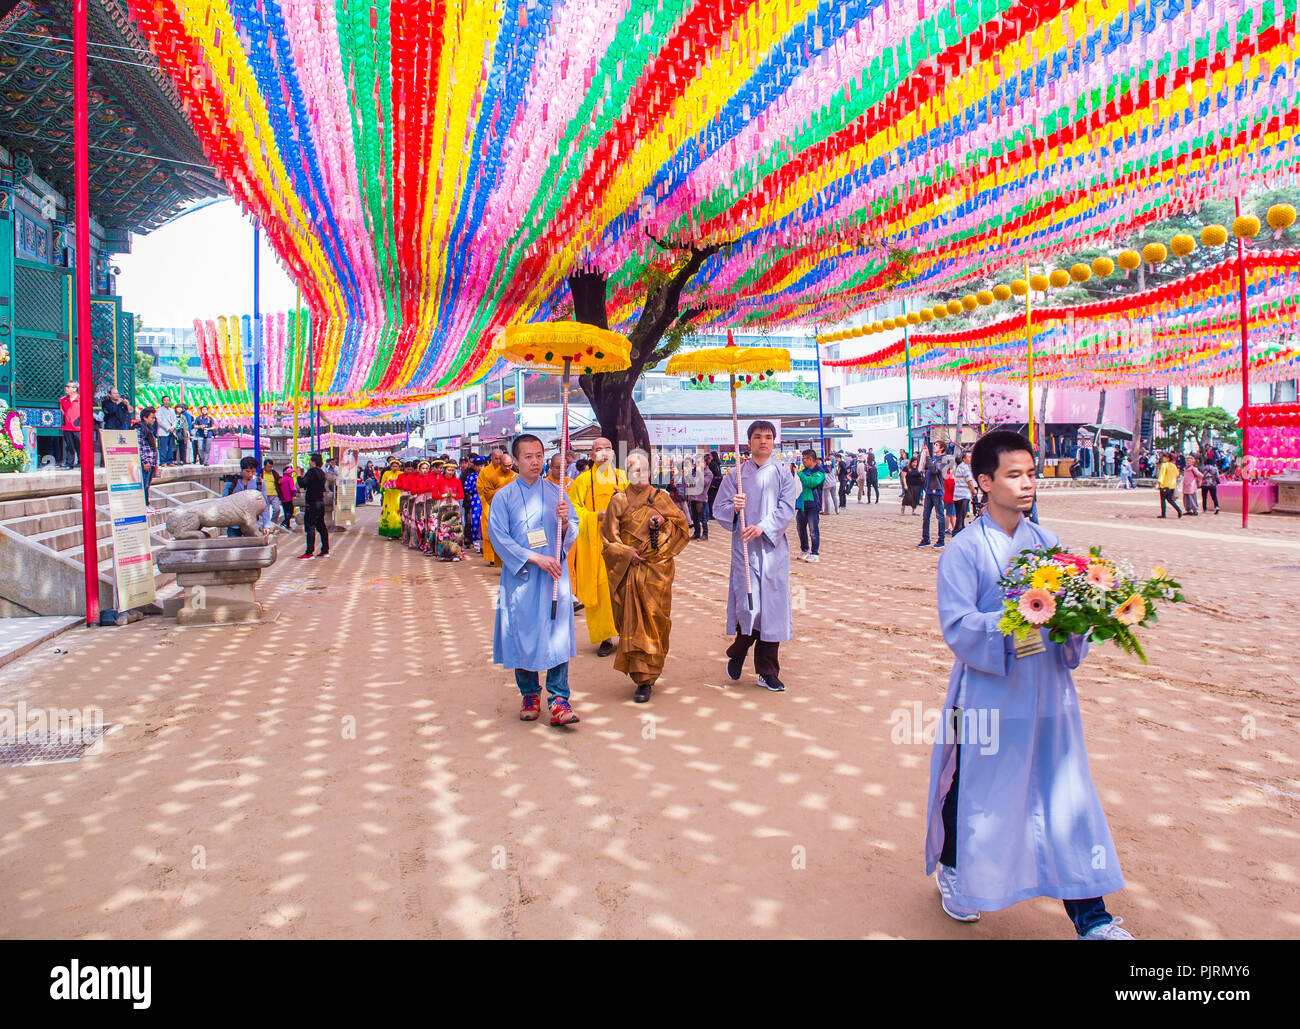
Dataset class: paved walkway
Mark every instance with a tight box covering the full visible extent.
[0,616,81,670]
[0,491,1295,939]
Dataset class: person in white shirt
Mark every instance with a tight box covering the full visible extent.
[154,396,178,466]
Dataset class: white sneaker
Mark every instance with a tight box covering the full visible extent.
[807,554,820,563]
[799,552,810,561]
[1078,916,1134,940]
[936,864,980,922]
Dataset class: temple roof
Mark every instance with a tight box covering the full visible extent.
[0,0,223,236]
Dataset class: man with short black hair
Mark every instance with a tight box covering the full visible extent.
[297,453,330,559]
[489,433,581,726]
[925,430,1131,939]
[713,420,799,692]
[795,448,824,562]
[227,456,273,536]
[919,440,950,549]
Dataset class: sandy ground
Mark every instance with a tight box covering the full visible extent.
[0,485,1297,940]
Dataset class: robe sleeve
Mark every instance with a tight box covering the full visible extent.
[712,467,738,529]
[1060,632,1090,670]
[937,544,1015,677]
[656,492,692,559]
[756,466,799,545]
[487,488,533,578]
[599,493,637,592]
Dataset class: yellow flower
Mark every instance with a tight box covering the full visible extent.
[1151,566,1166,580]
[1029,565,1063,591]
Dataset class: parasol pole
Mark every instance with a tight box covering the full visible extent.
[552,357,571,620]
[730,371,753,610]
[1025,262,1035,450]
[292,288,300,471]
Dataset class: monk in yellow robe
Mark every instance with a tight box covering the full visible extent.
[567,437,627,655]
[476,447,516,567]
[601,449,691,702]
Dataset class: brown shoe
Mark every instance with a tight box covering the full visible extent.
[634,683,652,703]
[597,639,615,657]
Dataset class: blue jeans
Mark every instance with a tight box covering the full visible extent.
[158,433,175,465]
[141,463,154,506]
[921,490,946,544]
[515,663,569,702]
[796,504,820,555]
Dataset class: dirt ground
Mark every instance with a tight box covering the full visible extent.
[1,484,1297,939]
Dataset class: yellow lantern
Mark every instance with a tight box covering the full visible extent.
[1069,263,1091,282]
[1267,204,1296,232]
[1029,273,1050,292]
[945,299,963,315]
[1009,279,1029,296]
[1169,234,1196,257]
[906,311,921,325]
[871,321,883,333]
[882,318,895,330]
[1232,214,1261,238]
[1141,242,1168,264]
[1116,250,1142,271]
[976,290,994,305]
[932,304,949,320]
[918,308,935,323]
[1048,269,1071,288]
[992,283,1012,301]
[961,295,978,311]
[1201,224,1228,247]
[1091,256,1115,277]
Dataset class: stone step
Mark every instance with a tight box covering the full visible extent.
[0,494,81,520]
[2,508,109,537]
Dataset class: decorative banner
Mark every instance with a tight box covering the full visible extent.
[119,0,1300,406]
[101,428,157,612]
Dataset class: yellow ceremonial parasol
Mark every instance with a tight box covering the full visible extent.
[494,322,631,618]
[665,332,790,610]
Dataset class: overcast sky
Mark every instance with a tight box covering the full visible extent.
[115,199,298,329]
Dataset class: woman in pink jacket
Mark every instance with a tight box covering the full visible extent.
[1180,456,1203,516]
[279,465,299,528]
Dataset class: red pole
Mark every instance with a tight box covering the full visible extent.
[1235,197,1250,529]
[74,0,98,625]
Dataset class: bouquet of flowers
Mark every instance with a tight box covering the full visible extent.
[997,547,1184,663]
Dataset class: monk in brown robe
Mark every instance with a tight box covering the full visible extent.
[600,449,691,703]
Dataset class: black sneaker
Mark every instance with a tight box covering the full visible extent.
[726,656,743,681]
[757,674,786,692]
[917,540,931,547]
[933,542,945,550]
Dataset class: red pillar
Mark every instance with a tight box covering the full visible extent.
[74,0,98,624]
[1235,197,1250,529]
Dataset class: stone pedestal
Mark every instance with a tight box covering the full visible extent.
[1270,474,1300,515]
[157,537,278,626]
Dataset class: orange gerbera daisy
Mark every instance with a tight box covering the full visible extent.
[1085,563,1116,590]
[1114,594,1146,625]
[1018,589,1057,625]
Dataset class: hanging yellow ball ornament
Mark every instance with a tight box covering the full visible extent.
[1232,214,1261,238]
[1141,242,1168,264]
[1069,263,1091,282]
[882,318,895,330]
[932,304,949,320]
[1201,224,1228,246]
[1116,250,1142,271]
[1091,256,1115,277]
[961,295,978,311]
[871,321,883,333]
[945,299,963,315]
[1267,204,1296,232]
[906,312,920,325]
[1048,269,1070,289]
[1029,274,1050,292]
[1009,279,1029,296]
[1169,234,1196,257]
[919,308,935,323]
[976,290,994,306]
[992,283,1012,301]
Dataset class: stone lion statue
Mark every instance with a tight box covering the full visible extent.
[165,490,268,540]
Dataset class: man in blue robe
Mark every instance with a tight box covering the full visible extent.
[489,434,582,727]
[712,420,799,693]
[925,430,1133,939]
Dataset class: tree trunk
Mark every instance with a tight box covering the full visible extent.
[1206,384,1215,408]
[568,236,724,457]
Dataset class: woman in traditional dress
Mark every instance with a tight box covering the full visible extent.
[600,449,691,703]
[434,459,465,560]
[379,457,403,538]
[464,456,484,552]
